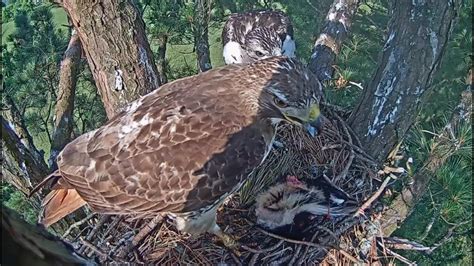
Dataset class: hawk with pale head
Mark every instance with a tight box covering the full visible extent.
[222,10,296,64]
[34,57,323,249]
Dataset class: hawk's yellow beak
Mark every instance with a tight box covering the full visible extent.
[308,103,320,122]
[283,103,323,137]
[304,103,323,137]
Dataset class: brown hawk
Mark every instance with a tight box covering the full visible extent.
[222,10,295,64]
[33,57,323,249]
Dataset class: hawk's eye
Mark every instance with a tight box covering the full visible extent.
[274,97,288,108]
[255,51,264,57]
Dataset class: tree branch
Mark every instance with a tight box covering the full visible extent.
[308,0,360,82]
[1,116,49,186]
[193,0,212,72]
[49,30,82,169]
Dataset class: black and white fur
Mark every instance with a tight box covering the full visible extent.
[255,176,358,240]
[222,10,296,64]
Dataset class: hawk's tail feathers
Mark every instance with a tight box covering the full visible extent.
[39,188,86,227]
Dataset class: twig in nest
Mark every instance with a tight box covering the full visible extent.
[340,139,377,165]
[261,247,292,262]
[256,227,332,250]
[354,176,391,217]
[248,253,259,266]
[79,237,127,263]
[321,144,343,150]
[339,249,362,263]
[331,111,356,181]
[297,230,321,265]
[241,240,284,254]
[98,216,123,245]
[316,225,340,246]
[288,244,303,265]
[80,237,109,260]
[230,252,243,265]
[119,215,164,258]
[78,214,111,254]
[62,213,96,238]
[108,231,134,258]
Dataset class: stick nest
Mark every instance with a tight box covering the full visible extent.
[60,105,387,265]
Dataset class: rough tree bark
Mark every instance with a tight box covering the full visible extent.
[348,0,460,163]
[308,0,360,82]
[49,30,82,169]
[2,206,92,266]
[155,34,168,84]
[58,0,162,118]
[381,68,472,235]
[193,0,212,72]
[1,117,49,187]
[2,96,43,159]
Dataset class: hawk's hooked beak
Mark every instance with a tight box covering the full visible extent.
[272,49,282,56]
[303,103,323,137]
[284,103,324,137]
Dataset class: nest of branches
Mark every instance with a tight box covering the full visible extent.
[58,104,395,265]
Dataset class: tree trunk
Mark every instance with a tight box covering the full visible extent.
[348,0,460,163]
[49,30,82,169]
[2,205,92,266]
[193,0,212,72]
[308,0,360,82]
[1,117,49,186]
[58,0,162,119]
[156,34,168,84]
[381,69,472,235]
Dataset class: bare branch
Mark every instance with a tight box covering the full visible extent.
[50,30,82,169]
[308,0,360,81]
[1,117,49,186]
[193,0,212,72]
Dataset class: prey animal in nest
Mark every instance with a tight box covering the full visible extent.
[255,175,358,240]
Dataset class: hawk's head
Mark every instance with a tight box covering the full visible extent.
[241,57,324,135]
[243,28,283,62]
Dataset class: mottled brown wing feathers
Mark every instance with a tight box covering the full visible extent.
[51,65,267,218]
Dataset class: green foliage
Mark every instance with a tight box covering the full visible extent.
[395,117,472,264]
[2,4,67,155]
[1,184,39,224]
[1,2,105,221]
